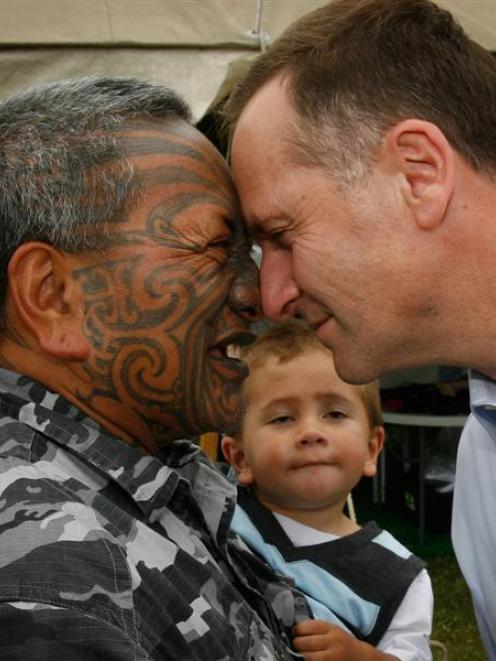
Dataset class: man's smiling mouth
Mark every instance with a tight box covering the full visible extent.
[209,331,256,378]
[210,331,255,360]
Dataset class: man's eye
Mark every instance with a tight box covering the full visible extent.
[209,237,230,249]
[269,228,290,246]
[206,238,231,263]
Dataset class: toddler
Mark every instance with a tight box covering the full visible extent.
[222,322,433,660]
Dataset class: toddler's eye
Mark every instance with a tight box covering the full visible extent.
[326,410,346,419]
[269,415,293,425]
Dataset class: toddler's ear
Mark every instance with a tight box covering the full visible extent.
[363,426,385,478]
[221,436,254,485]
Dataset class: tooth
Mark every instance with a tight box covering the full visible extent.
[226,344,241,359]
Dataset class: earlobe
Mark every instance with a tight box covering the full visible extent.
[7,242,90,361]
[388,119,454,230]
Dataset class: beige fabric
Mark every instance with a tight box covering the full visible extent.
[0,0,324,116]
[0,46,250,117]
[0,1,323,47]
[0,1,494,117]
[0,1,494,50]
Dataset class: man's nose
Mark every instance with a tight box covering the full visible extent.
[260,248,301,321]
[228,258,262,322]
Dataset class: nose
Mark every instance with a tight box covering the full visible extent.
[228,252,262,322]
[260,246,301,321]
[296,429,328,447]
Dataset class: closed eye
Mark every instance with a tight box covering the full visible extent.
[209,236,230,248]
[259,228,291,251]
[206,237,231,264]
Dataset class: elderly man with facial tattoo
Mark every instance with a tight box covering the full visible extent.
[0,76,309,660]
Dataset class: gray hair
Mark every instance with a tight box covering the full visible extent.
[0,75,191,323]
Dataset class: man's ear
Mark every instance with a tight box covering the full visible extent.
[221,435,254,485]
[363,426,385,478]
[7,241,90,360]
[385,119,454,230]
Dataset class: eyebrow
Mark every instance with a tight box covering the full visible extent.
[259,396,299,413]
[259,392,354,414]
[246,211,291,239]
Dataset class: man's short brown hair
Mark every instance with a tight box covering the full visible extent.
[225,0,496,180]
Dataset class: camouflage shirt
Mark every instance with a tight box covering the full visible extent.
[0,369,307,660]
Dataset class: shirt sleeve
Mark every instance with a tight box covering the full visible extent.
[0,602,150,661]
[376,569,433,661]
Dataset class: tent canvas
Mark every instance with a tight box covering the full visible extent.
[0,0,494,118]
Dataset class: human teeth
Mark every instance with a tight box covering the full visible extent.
[226,344,241,359]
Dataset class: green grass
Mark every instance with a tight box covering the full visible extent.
[429,555,485,660]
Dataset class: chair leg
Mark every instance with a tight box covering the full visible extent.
[429,639,448,660]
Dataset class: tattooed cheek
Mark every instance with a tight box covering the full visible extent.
[79,270,108,296]
[83,314,105,350]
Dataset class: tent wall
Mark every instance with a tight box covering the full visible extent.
[0,1,494,117]
[0,0,324,117]
[0,47,249,119]
[0,1,494,49]
[0,1,325,48]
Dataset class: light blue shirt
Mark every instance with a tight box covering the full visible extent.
[452,370,496,659]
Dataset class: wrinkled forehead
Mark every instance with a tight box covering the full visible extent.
[121,116,237,201]
[111,115,242,231]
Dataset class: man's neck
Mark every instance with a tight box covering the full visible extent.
[0,339,160,453]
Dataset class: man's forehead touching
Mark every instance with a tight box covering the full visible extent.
[233,142,301,240]
[167,119,232,174]
[121,117,231,182]
[118,120,239,211]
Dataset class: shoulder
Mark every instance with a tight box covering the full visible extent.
[0,450,137,622]
[367,524,414,557]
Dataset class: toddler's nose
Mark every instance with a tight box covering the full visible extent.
[296,430,328,447]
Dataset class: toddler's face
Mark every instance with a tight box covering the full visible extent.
[238,349,381,513]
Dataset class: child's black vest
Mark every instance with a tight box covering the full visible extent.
[234,486,426,646]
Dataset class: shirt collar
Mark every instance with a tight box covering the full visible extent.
[0,368,236,545]
[468,369,496,426]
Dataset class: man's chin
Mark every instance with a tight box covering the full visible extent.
[209,354,249,383]
[332,351,383,385]
[189,398,244,439]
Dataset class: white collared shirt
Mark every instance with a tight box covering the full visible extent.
[453,370,496,659]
